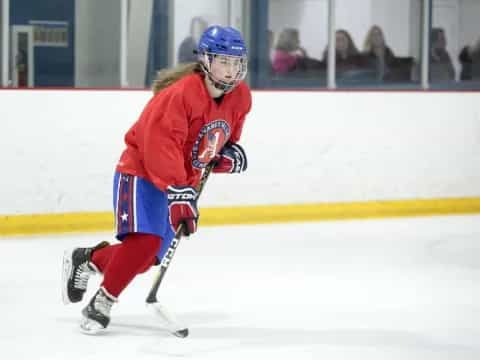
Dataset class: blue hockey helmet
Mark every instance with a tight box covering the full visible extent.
[197,25,248,93]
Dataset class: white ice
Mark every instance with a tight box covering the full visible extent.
[1,215,480,360]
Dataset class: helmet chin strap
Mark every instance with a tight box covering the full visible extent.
[209,74,233,92]
[201,62,234,94]
[202,72,227,97]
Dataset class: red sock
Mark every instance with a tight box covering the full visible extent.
[100,233,161,298]
[91,243,121,273]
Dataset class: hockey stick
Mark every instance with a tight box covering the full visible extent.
[146,162,215,337]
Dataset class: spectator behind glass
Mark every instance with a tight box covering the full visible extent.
[459,36,480,80]
[323,29,360,66]
[430,28,455,81]
[363,25,396,80]
[322,29,379,82]
[177,16,208,63]
[271,28,307,74]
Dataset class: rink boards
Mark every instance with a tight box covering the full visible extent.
[1,89,479,235]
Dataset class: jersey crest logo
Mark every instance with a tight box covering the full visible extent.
[192,120,231,169]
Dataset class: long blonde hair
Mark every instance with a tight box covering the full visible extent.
[275,28,300,52]
[363,25,385,53]
[152,62,203,94]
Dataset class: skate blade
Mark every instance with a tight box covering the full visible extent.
[80,317,106,335]
[61,249,74,305]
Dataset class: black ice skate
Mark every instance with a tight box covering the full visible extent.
[80,287,117,334]
[62,241,109,304]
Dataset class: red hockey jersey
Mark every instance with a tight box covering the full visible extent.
[116,73,252,191]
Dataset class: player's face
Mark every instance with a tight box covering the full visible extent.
[210,55,243,83]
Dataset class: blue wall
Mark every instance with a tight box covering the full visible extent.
[11,0,74,86]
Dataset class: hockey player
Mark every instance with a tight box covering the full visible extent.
[62,25,251,334]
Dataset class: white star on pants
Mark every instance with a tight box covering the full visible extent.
[121,212,128,222]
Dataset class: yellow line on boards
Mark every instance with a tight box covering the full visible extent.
[1,197,480,237]
[0,212,114,237]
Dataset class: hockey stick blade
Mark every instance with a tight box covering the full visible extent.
[146,302,189,337]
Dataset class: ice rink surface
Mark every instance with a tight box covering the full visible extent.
[1,215,480,360]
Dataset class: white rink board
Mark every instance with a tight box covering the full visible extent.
[1,89,479,215]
